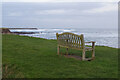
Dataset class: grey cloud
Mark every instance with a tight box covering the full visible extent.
[2,2,117,29]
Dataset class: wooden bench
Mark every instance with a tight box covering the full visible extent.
[56,32,95,61]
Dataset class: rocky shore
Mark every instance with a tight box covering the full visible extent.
[0,28,11,34]
[12,32,38,34]
[0,28,38,34]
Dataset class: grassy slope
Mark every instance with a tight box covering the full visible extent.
[2,34,118,78]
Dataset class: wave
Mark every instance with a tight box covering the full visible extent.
[9,28,118,48]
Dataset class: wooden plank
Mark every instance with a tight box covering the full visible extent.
[73,35,75,48]
[75,36,77,48]
[79,37,81,48]
[92,42,95,59]
[85,58,92,61]
[76,36,78,48]
[57,45,60,55]
[82,49,86,61]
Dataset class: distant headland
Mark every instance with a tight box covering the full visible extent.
[8,28,37,30]
[0,28,38,34]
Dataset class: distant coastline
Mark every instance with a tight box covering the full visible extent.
[1,28,38,34]
[8,28,37,30]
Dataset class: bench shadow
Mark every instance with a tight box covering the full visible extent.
[61,53,92,61]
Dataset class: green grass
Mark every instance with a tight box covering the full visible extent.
[2,34,118,78]
[0,27,8,29]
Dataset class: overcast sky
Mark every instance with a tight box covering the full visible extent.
[2,0,119,2]
[2,2,118,29]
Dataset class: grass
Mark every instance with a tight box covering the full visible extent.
[0,27,8,29]
[2,64,24,78]
[2,34,118,78]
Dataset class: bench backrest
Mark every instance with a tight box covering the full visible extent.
[56,32,85,49]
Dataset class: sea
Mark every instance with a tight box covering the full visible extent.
[10,28,118,48]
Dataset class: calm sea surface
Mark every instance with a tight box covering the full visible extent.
[10,28,118,48]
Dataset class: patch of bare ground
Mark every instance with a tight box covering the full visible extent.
[63,53,93,61]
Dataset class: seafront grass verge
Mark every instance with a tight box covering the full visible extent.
[2,34,118,78]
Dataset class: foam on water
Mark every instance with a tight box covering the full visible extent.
[10,28,118,48]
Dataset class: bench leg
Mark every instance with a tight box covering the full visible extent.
[66,48,68,55]
[82,49,86,61]
[92,42,95,59]
[57,46,60,55]
[92,49,95,59]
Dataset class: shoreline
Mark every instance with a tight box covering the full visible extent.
[1,28,38,34]
[8,28,37,30]
[3,34,119,49]
[21,35,119,49]
[1,28,118,49]
[12,32,39,34]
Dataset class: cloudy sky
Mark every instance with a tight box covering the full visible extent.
[2,0,119,2]
[2,1,118,29]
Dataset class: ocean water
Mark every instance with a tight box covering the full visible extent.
[10,28,118,48]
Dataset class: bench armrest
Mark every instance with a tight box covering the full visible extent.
[85,41,95,43]
[85,41,95,48]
